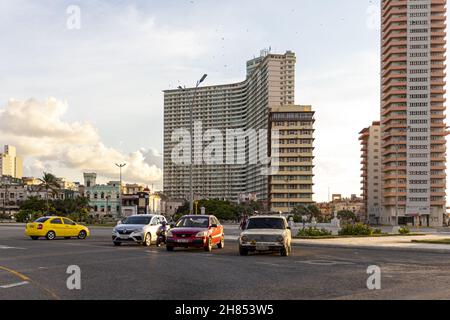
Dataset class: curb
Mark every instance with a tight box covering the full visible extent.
[293,241,450,254]
[224,235,450,253]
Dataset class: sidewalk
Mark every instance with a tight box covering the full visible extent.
[224,233,450,252]
[294,234,450,252]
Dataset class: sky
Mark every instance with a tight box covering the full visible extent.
[0,0,446,203]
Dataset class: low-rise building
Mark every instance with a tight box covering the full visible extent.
[0,176,25,217]
[82,173,121,217]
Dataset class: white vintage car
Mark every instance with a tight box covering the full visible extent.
[238,215,292,256]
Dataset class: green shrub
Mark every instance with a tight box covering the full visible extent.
[373,228,382,235]
[339,223,373,236]
[15,210,46,223]
[297,227,332,237]
[399,227,410,234]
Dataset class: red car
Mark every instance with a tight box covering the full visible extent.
[166,215,224,252]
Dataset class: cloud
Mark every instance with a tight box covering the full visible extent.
[0,98,162,186]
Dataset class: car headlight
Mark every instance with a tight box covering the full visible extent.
[112,228,117,234]
[195,231,208,237]
[277,236,284,243]
[167,230,173,237]
[134,228,144,233]
[241,235,249,243]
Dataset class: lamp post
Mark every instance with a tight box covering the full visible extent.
[178,74,208,215]
[115,163,126,217]
[285,177,290,215]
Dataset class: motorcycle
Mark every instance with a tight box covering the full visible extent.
[156,221,170,247]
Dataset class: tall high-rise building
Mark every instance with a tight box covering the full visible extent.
[269,105,315,212]
[381,0,447,226]
[163,50,314,209]
[0,145,23,179]
[359,122,382,224]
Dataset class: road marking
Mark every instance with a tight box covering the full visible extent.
[0,281,29,289]
[295,259,355,266]
[0,265,60,300]
[0,266,30,281]
[255,262,283,267]
[0,245,25,250]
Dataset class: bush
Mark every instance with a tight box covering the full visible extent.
[399,227,410,234]
[373,228,382,235]
[339,223,373,236]
[297,227,332,237]
[15,210,46,223]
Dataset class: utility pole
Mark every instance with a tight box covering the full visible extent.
[178,74,208,215]
[115,163,126,218]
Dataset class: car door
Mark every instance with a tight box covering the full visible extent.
[149,216,161,241]
[210,217,221,244]
[48,218,65,237]
[63,218,78,237]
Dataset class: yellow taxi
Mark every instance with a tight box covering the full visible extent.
[25,216,90,240]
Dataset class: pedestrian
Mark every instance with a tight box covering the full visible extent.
[240,215,248,230]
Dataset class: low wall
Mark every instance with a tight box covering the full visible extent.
[291,222,341,236]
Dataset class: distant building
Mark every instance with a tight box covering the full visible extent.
[0,145,23,179]
[162,199,185,217]
[317,194,365,222]
[359,122,382,224]
[163,50,314,206]
[82,173,121,217]
[268,105,315,213]
[0,176,25,217]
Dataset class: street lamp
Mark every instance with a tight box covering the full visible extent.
[115,163,126,217]
[178,74,208,215]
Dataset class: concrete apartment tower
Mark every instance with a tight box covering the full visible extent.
[163,50,314,210]
[359,122,382,224]
[0,145,23,179]
[381,0,447,226]
[268,105,315,213]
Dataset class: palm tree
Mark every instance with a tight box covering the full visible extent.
[38,172,60,215]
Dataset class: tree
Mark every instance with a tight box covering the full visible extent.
[38,172,60,215]
[292,204,322,222]
[20,196,49,212]
[337,210,357,224]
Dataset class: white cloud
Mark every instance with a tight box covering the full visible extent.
[0,98,162,186]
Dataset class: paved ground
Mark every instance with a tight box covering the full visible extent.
[1,224,450,300]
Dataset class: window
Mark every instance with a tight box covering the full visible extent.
[63,218,76,225]
[50,218,63,224]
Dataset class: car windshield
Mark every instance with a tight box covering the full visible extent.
[246,218,285,230]
[176,217,209,228]
[34,217,50,223]
[122,216,151,225]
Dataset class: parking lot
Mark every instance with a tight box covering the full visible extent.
[1,224,450,300]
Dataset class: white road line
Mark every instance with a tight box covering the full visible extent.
[0,281,29,289]
[255,262,284,267]
[0,245,25,250]
[295,260,355,266]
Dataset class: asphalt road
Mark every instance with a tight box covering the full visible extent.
[1,225,450,300]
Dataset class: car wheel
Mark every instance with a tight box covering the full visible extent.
[46,231,56,240]
[78,230,87,240]
[239,245,248,256]
[144,233,152,247]
[166,246,174,252]
[113,241,121,246]
[217,235,225,249]
[204,238,212,252]
[281,246,289,257]
[30,236,39,240]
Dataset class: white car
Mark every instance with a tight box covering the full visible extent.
[112,214,167,246]
[239,215,292,256]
